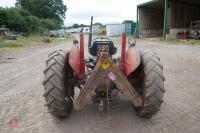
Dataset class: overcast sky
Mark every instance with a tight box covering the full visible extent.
[0,0,150,26]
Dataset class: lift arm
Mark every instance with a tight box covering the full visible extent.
[74,54,142,110]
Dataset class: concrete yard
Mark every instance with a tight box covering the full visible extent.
[0,36,200,133]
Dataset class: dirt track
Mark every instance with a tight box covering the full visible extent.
[0,36,200,133]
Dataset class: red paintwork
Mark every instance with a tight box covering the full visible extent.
[79,33,85,78]
[69,43,80,75]
[126,46,141,76]
[69,34,85,79]
[69,33,140,78]
[120,33,126,74]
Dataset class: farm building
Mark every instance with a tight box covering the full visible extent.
[106,21,136,36]
[136,0,200,39]
[106,23,125,37]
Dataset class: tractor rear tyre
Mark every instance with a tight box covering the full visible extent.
[43,50,74,117]
[134,49,165,118]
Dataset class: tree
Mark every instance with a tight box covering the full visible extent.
[94,22,103,26]
[71,24,79,28]
[16,0,67,26]
[5,7,29,32]
[26,15,41,33]
[0,0,68,33]
[67,24,88,29]
[40,18,59,30]
[0,7,62,33]
[80,24,87,27]
[0,8,8,26]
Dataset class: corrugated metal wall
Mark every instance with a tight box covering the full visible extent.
[138,0,200,37]
[139,7,164,37]
[170,1,200,29]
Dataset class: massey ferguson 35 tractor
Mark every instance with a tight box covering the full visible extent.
[43,17,165,118]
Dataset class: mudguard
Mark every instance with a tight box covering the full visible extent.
[69,34,85,79]
[69,44,80,74]
[126,46,141,76]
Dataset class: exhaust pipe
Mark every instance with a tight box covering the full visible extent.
[88,16,93,48]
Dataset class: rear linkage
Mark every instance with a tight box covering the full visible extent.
[43,16,165,118]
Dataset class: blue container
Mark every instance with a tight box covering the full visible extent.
[124,21,136,36]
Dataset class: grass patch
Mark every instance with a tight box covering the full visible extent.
[0,35,74,48]
[42,37,52,43]
[0,40,24,48]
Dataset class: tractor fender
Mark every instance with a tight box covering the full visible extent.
[69,44,80,74]
[126,46,141,76]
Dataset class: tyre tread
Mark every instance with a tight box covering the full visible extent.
[43,50,73,117]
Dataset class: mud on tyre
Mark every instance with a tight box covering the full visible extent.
[43,50,75,117]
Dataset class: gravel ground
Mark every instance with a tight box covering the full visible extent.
[0,36,200,133]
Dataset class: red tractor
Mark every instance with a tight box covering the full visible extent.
[43,17,165,118]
